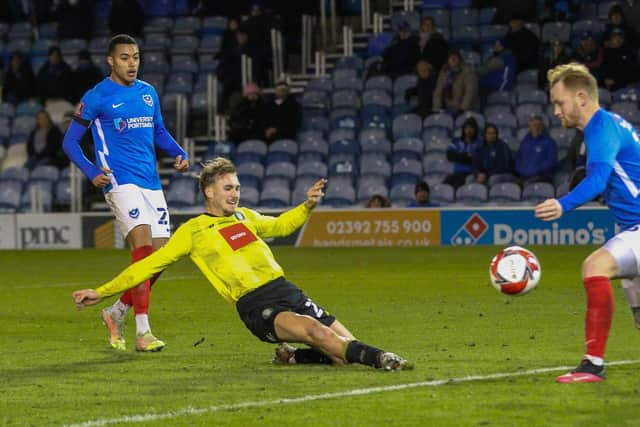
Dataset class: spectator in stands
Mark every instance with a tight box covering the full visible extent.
[36,46,73,104]
[218,26,269,112]
[488,0,537,24]
[478,38,516,94]
[228,83,266,143]
[405,60,436,119]
[564,129,586,172]
[262,81,301,143]
[601,28,639,91]
[504,15,539,72]
[417,16,448,75]
[407,181,438,207]
[365,194,391,208]
[603,4,637,48]
[109,0,144,37]
[620,1,640,37]
[571,32,604,81]
[71,50,104,104]
[472,124,513,185]
[217,16,240,59]
[444,117,481,188]
[57,0,93,40]
[433,50,480,115]
[26,110,66,170]
[382,21,420,79]
[1,51,35,105]
[514,115,558,185]
[244,1,280,57]
[538,39,571,89]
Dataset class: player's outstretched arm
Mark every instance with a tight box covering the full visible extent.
[72,289,101,309]
[304,178,327,209]
[534,198,563,221]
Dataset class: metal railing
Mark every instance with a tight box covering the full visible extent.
[241,54,253,88]
[271,29,284,83]
[206,73,218,137]
[342,26,354,56]
[315,51,327,77]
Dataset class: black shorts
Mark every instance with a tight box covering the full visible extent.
[236,277,336,343]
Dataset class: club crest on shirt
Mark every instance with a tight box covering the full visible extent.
[129,208,140,219]
[142,94,153,107]
[234,211,246,221]
[113,117,127,132]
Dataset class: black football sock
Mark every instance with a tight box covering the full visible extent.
[345,340,384,368]
[294,348,333,364]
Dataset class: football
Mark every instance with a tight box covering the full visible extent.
[489,246,541,296]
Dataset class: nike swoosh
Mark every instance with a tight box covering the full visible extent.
[112,103,124,108]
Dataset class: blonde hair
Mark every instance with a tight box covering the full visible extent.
[547,62,599,102]
[199,157,237,195]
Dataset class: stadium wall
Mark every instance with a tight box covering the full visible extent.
[0,207,617,249]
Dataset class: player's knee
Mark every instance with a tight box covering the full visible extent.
[582,251,617,280]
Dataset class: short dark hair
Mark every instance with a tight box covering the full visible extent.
[108,34,138,55]
[415,181,430,194]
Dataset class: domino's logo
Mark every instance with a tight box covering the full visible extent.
[114,117,127,132]
[450,213,488,246]
[129,208,140,219]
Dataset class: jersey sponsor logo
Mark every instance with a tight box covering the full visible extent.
[142,94,153,107]
[234,211,246,221]
[219,222,257,250]
[129,208,140,219]
[112,102,125,109]
[114,117,127,132]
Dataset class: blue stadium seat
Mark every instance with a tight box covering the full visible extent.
[265,161,296,181]
[237,139,268,158]
[612,87,640,103]
[144,33,170,52]
[423,113,454,132]
[171,35,199,55]
[306,78,333,93]
[454,111,485,130]
[15,101,42,117]
[517,87,547,105]
[32,38,55,56]
[516,69,539,86]
[299,137,329,159]
[302,90,330,110]
[329,129,356,145]
[269,139,298,160]
[60,38,88,56]
[330,108,359,130]
[0,181,22,213]
[515,104,544,128]
[357,181,389,202]
[486,112,517,130]
[202,16,228,36]
[54,179,71,206]
[478,7,497,25]
[393,114,422,140]
[422,0,448,9]
[359,128,387,144]
[423,154,453,178]
[391,10,420,32]
[450,26,480,46]
[20,181,53,212]
[173,16,201,35]
[360,156,391,178]
[549,127,575,149]
[6,38,32,55]
[483,104,512,117]
[486,91,515,106]
[30,165,59,183]
[488,182,521,204]
[259,186,291,208]
[143,17,173,34]
[455,183,488,204]
[367,32,394,56]
[333,76,363,93]
[11,116,35,137]
[324,182,356,207]
[487,173,518,186]
[480,24,508,43]
[166,179,197,209]
[360,138,391,156]
[389,183,415,203]
[171,55,199,74]
[165,72,193,93]
[332,68,358,81]
[394,137,424,160]
[362,89,392,109]
[205,140,235,160]
[431,182,455,205]
[393,74,417,98]
[365,75,393,93]
[198,36,222,55]
[391,158,422,187]
[542,21,571,43]
[598,88,612,106]
[331,90,361,109]
[522,182,555,204]
[297,160,328,180]
[9,22,32,39]
[239,187,259,207]
[360,104,390,129]
[237,161,264,189]
[422,129,451,154]
[335,55,364,73]
[0,103,15,118]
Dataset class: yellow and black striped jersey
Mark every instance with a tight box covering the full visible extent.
[95,204,312,303]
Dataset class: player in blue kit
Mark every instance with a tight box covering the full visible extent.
[63,34,189,352]
[535,63,640,383]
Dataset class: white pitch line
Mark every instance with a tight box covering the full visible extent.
[64,359,640,427]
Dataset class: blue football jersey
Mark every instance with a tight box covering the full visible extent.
[562,108,640,228]
[78,78,181,191]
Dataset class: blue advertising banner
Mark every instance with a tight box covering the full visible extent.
[441,208,618,246]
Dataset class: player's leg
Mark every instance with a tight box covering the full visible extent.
[557,246,618,383]
[621,277,640,328]
[273,312,412,370]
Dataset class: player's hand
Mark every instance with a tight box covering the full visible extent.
[91,167,112,188]
[174,155,189,172]
[72,289,102,309]
[304,178,327,209]
[534,198,563,221]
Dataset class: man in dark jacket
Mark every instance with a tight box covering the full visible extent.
[472,124,513,184]
[601,28,638,91]
[228,83,266,143]
[514,115,558,185]
[36,46,73,103]
[418,16,448,75]
[406,60,436,118]
[71,50,104,104]
[262,81,301,143]
[504,16,539,71]
[2,51,35,104]
[382,21,420,79]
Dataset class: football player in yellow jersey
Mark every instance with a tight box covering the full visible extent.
[73,157,412,371]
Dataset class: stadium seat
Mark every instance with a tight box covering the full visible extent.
[171,35,199,55]
[20,181,53,212]
[393,75,417,98]
[555,181,570,198]
[297,160,328,180]
[306,78,333,93]
[487,173,518,186]
[60,38,88,56]
[11,116,35,137]
[202,16,227,36]
[299,138,329,160]
[423,113,454,132]
[486,91,515,106]
[144,33,170,52]
[30,165,59,183]
[391,10,420,32]
[53,179,71,207]
[422,129,451,154]
[365,75,393,93]
[165,72,193,94]
[394,137,424,160]
[166,179,197,209]
[612,87,640,103]
[360,104,390,129]
[237,139,268,157]
[331,90,361,109]
[454,111,485,130]
[0,181,22,213]
[488,182,521,204]
[549,127,575,149]
[391,158,422,187]
[0,103,15,118]
[362,89,392,109]
[357,180,389,202]
[15,101,42,117]
[237,160,264,181]
[205,140,235,160]
[542,21,571,43]
[598,88,612,106]
[455,183,488,204]
[259,186,291,208]
[323,182,356,207]
[265,161,296,181]
[517,88,547,105]
[360,138,392,156]
[483,104,512,117]
[393,114,422,140]
[431,182,455,205]
[172,16,201,35]
[239,186,259,207]
[485,112,517,130]
[480,24,509,43]
[332,68,358,81]
[360,156,391,178]
[334,55,364,73]
[389,183,414,203]
[522,182,555,204]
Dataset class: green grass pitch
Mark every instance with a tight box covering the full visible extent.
[2,246,640,426]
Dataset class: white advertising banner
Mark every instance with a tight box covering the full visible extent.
[0,215,16,249]
[16,214,82,249]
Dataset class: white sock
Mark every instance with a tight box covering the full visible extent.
[109,300,130,320]
[135,314,151,336]
[585,354,604,366]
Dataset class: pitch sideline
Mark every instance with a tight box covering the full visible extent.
[65,359,640,427]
